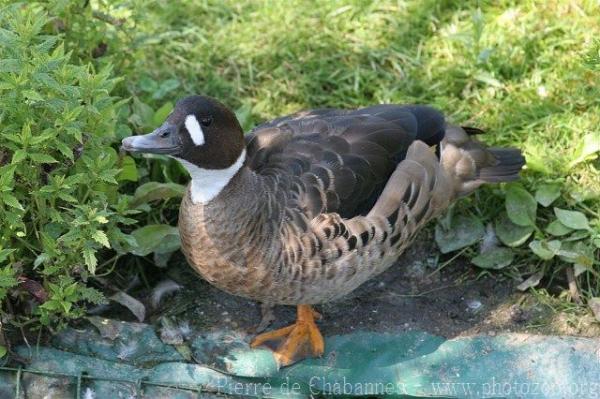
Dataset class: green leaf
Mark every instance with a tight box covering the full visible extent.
[29,153,58,163]
[153,79,180,100]
[2,193,24,210]
[535,184,561,207]
[559,241,595,266]
[471,248,514,269]
[153,101,173,126]
[545,220,573,236]
[0,58,20,73]
[131,182,186,207]
[569,132,600,168]
[553,208,590,230]
[494,212,534,247]
[529,240,561,260]
[57,192,78,203]
[130,97,154,129]
[564,230,590,241]
[435,214,485,254]
[505,185,537,227]
[139,76,158,92]
[62,301,72,314]
[34,253,50,268]
[83,248,98,274]
[22,89,43,101]
[117,156,138,182]
[11,149,26,164]
[92,230,110,248]
[95,215,109,224]
[0,249,16,263]
[55,141,74,160]
[41,300,60,311]
[0,165,17,187]
[0,345,6,358]
[130,224,181,256]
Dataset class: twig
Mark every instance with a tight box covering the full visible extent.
[92,10,125,27]
[382,283,458,298]
[425,246,469,279]
[566,266,582,305]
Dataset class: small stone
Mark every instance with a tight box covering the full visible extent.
[488,331,496,337]
[509,305,527,323]
[466,299,483,312]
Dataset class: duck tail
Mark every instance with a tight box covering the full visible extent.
[441,125,525,197]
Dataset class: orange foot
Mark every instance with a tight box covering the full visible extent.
[250,304,324,367]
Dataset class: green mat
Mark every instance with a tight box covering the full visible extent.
[1,318,599,398]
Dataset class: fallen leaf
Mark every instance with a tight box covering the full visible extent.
[110,291,146,322]
[19,277,48,303]
[87,316,122,340]
[516,272,544,291]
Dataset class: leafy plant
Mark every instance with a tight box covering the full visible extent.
[0,4,137,330]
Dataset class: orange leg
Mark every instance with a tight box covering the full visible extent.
[250,305,324,367]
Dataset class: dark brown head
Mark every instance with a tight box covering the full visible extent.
[122,95,245,169]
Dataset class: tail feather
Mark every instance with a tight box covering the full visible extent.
[462,126,486,136]
[442,125,525,196]
[478,148,526,182]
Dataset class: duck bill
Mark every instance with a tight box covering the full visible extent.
[121,123,181,155]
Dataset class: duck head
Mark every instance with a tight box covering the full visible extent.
[122,95,247,203]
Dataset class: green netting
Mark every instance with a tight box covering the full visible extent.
[1,318,599,398]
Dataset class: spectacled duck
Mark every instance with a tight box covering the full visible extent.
[122,95,524,366]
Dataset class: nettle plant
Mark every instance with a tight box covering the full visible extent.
[0,6,137,330]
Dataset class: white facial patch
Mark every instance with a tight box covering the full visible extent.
[175,149,247,204]
[185,115,205,146]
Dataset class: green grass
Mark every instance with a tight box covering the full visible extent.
[120,0,600,189]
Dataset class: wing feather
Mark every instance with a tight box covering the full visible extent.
[245,105,445,218]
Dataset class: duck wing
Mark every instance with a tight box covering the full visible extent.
[244,105,446,218]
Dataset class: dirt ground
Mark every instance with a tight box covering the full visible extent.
[138,230,600,342]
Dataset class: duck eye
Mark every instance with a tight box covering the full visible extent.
[159,130,170,138]
[200,117,212,127]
